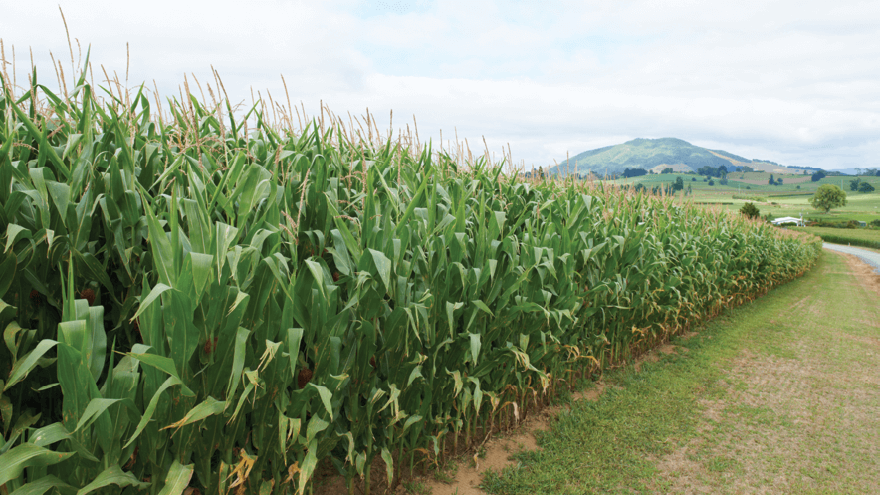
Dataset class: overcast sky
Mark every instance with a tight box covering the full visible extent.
[2,0,879,171]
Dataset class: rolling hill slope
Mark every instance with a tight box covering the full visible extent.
[550,138,807,176]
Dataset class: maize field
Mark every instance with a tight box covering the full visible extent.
[0,57,821,495]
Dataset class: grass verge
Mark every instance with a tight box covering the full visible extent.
[792,226,880,249]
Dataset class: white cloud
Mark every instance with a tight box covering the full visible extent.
[2,0,879,170]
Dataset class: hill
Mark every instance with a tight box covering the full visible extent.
[550,138,808,176]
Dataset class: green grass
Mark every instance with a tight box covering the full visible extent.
[480,252,880,494]
[604,173,880,225]
[791,226,880,249]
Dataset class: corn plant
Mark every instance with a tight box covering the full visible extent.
[0,57,821,495]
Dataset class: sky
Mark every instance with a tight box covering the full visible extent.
[1,0,879,171]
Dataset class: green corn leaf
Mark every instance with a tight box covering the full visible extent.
[130,283,173,322]
[139,186,176,287]
[156,460,194,495]
[305,416,329,444]
[124,375,183,449]
[8,475,75,495]
[73,397,136,433]
[298,439,319,495]
[306,384,334,421]
[163,289,199,379]
[29,423,71,447]
[127,352,179,379]
[403,414,423,433]
[471,299,494,318]
[381,447,394,485]
[0,257,17,299]
[27,422,98,463]
[4,224,31,253]
[225,327,250,401]
[304,259,326,298]
[161,396,225,432]
[76,465,148,495]
[287,328,304,377]
[0,444,74,486]
[7,103,70,179]
[5,340,57,391]
[73,251,114,293]
[188,252,214,303]
[368,249,392,289]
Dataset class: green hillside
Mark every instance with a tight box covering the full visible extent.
[551,138,804,176]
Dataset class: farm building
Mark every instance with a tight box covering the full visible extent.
[771,216,805,226]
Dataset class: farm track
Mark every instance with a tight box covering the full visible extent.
[823,242,880,273]
[431,252,880,494]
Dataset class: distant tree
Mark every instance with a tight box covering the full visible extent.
[740,202,761,219]
[811,170,826,182]
[796,185,801,189]
[708,179,715,186]
[741,166,754,172]
[859,181,875,193]
[720,177,729,185]
[661,167,674,174]
[672,176,685,191]
[803,170,809,175]
[769,174,775,185]
[850,178,862,191]
[692,177,697,181]
[746,185,752,189]
[686,184,692,195]
[697,166,725,178]
[623,168,648,178]
[777,178,783,185]
[703,177,708,182]
[634,183,646,193]
[810,184,847,213]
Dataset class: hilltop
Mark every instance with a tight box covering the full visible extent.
[549,138,809,176]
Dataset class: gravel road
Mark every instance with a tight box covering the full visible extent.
[823,243,880,273]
